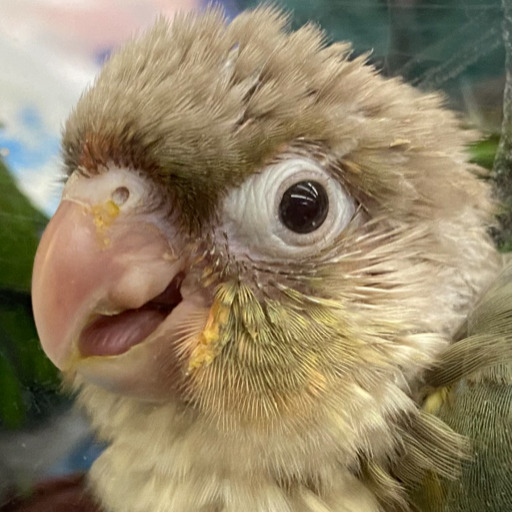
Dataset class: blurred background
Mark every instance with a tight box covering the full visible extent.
[0,0,507,502]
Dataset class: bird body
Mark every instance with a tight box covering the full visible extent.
[27,7,508,512]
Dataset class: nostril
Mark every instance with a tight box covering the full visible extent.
[112,186,130,206]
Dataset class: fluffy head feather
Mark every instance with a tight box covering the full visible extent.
[55,6,500,512]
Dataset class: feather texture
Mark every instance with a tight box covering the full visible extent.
[413,262,512,511]
[29,6,505,512]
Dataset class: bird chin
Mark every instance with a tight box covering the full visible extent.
[68,297,210,400]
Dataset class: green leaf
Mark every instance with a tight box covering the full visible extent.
[0,159,64,430]
[469,134,500,170]
[0,347,26,429]
[0,159,48,292]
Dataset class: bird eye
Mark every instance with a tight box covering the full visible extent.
[279,180,329,234]
[221,156,356,259]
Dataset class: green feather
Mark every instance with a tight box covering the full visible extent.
[413,262,512,511]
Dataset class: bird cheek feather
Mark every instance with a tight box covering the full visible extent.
[31,166,209,398]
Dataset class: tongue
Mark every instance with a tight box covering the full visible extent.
[78,309,167,357]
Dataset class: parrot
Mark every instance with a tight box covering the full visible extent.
[10,6,512,512]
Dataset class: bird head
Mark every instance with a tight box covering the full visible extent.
[32,7,497,462]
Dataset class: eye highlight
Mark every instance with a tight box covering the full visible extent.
[279,180,329,234]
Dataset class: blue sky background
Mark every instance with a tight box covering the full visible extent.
[0,0,237,216]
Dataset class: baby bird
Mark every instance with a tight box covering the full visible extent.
[29,7,505,512]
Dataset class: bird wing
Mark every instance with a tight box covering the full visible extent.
[412,261,512,511]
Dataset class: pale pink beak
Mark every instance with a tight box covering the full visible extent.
[32,168,185,371]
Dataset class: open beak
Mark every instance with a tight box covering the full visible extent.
[32,168,208,397]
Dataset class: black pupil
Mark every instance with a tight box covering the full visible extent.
[279,180,329,234]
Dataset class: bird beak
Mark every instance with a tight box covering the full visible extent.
[32,167,207,396]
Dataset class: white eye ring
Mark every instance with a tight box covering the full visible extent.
[221,156,355,259]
